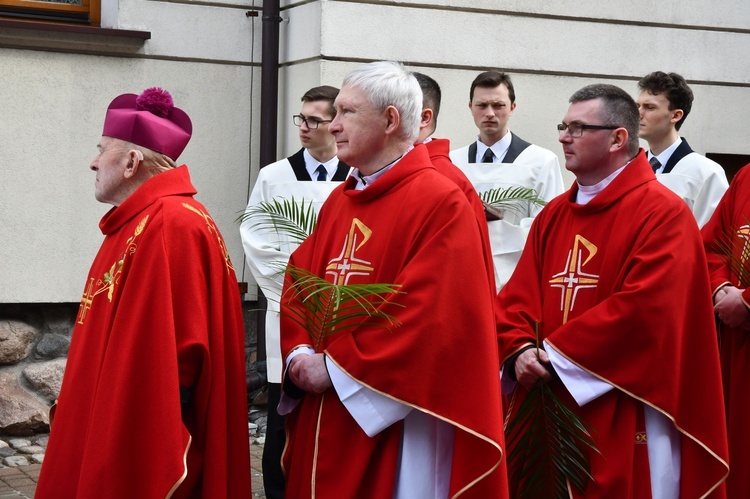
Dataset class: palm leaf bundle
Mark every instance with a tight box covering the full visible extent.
[282,265,405,351]
[479,186,547,218]
[236,197,318,244]
[504,330,599,497]
[707,219,750,288]
[239,198,405,349]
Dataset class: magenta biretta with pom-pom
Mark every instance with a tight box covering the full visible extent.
[102,87,192,160]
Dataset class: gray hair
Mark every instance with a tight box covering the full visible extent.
[342,61,422,143]
[570,84,640,156]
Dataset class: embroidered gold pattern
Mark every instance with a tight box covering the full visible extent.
[76,215,150,325]
[325,218,374,284]
[182,203,234,273]
[635,431,647,444]
[549,234,600,323]
[736,225,750,285]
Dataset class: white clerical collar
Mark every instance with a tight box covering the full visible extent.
[476,130,512,163]
[303,148,339,181]
[575,160,632,205]
[353,146,414,191]
[648,137,682,174]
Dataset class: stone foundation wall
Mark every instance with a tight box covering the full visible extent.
[0,301,258,467]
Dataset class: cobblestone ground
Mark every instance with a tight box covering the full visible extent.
[0,464,39,498]
[0,426,267,498]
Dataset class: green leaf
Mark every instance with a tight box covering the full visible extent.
[281,265,405,350]
[504,323,600,498]
[237,197,405,352]
[479,186,547,218]
[236,197,318,244]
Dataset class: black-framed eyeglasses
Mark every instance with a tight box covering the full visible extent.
[293,115,333,130]
[557,123,620,138]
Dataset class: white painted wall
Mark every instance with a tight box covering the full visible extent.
[2,0,749,303]
[279,0,750,187]
[0,0,261,302]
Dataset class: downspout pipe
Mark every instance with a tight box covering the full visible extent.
[256,0,282,365]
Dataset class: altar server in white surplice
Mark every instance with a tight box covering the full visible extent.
[450,70,564,291]
[240,85,350,499]
[637,71,727,227]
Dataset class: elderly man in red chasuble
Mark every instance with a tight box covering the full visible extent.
[497,83,728,498]
[279,61,508,498]
[36,88,251,498]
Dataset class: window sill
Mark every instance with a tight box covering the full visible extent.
[0,17,150,39]
[0,17,150,55]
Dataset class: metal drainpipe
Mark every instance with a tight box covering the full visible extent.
[256,0,281,365]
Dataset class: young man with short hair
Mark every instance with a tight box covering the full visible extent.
[637,71,728,227]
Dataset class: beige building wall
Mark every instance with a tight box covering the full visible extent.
[0,0,262,302]
[2,0,749,302]
[276,0,750,181]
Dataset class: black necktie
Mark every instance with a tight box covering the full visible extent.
[649,156,661,173]
[315,164,327,181]
[481,148,495,163]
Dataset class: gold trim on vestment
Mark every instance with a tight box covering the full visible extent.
[311,393,325,499]
[323,352,504,499]
[284,344,314,360]
[280,420,290,480]
[282,344,315,490]
[500,341,536,367]
[165,433,192,499]
[544,339,729,498]
[181,203,234,273]
[712,281,732,299]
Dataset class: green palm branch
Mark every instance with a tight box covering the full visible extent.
[479,186,547,218]
[282,265,405,350]
[236,197,318,244]
[505,325,599,497]
[707,218,750,288]
[238,198,405,349]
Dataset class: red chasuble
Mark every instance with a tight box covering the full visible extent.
[280,144,508,498]
[702,163,750,498]
[36,167,251,499]
[497,152,728,498]
[426,138,496,294]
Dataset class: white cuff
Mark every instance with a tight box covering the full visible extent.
[545,341,613,406]
[327,357,412,437]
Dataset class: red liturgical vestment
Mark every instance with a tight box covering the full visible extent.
[497,152,728,497]
[702,163,750,498]
[36,166,251,499]
[281,145,508,498]
[426,137,496,293]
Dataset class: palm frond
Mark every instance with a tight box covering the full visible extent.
[504,324,599,497]
[236,197,318,244]
[708,218,750,288]
[282,265,405,350]
[479,186,547,218]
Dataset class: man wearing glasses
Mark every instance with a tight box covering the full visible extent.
[637,71,727,227]
[240,85,350,499]
[449,71,564,291]
[497,84,728,497]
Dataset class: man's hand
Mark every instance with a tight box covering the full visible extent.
[514,348,552,390]
[714,286,750,328]
[288,353,333,394]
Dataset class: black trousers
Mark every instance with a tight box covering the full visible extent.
[263,382,286,499]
